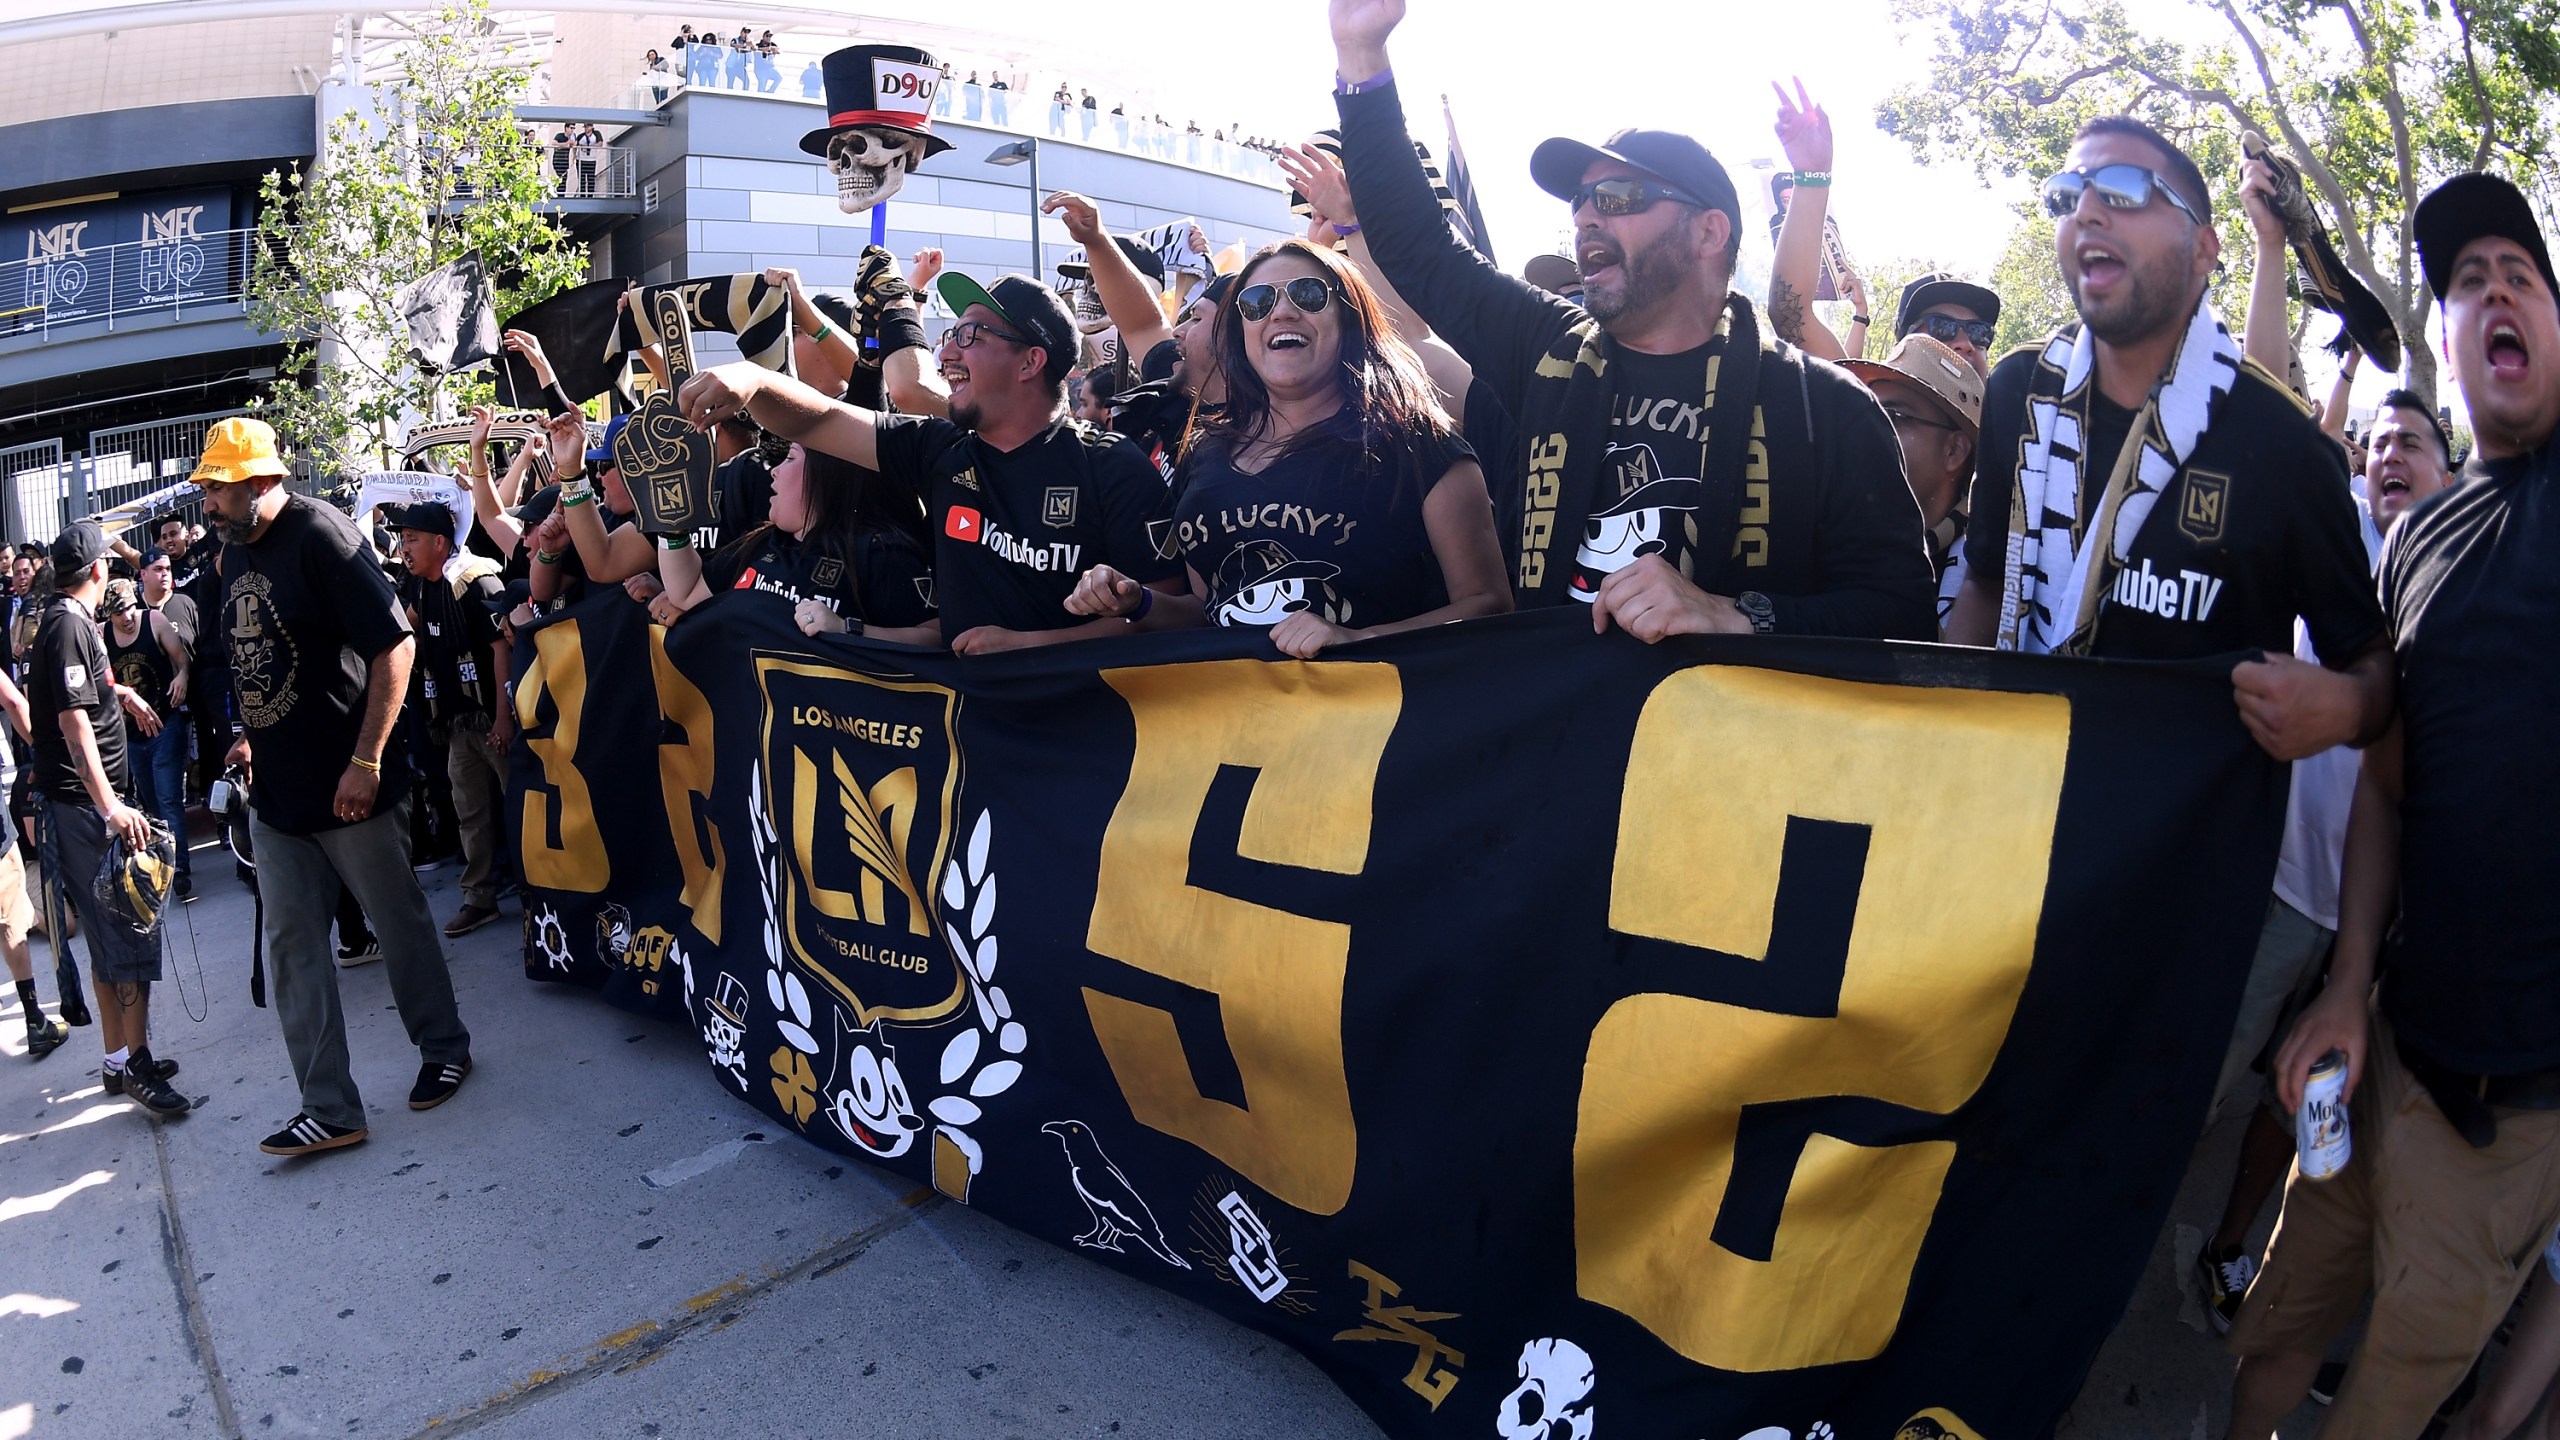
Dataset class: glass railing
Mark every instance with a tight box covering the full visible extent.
[0,226,258,342]
[616,45,1286,189]
[525,145,640,201]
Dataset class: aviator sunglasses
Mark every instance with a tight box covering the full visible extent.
[1235,276,1338,322]
[2039,163,2203,224]
[1564,176,1709,218]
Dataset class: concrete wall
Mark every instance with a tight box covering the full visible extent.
[617,89,1294,318]
[0,96,315,204]
[0,18,331,130]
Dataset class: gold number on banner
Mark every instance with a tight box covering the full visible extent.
[1576,668,2069,1371]
[1084,659,1400,1217]
[649,627,725,943]
[512,620,610,892]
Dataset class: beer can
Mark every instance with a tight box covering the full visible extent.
[2297,1050,2352,1180]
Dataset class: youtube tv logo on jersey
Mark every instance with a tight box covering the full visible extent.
[945,505,983,542]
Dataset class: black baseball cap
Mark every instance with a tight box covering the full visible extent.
[1897,273,2003,334]
[1529,128,1742,233]
[936,271,1079,384]
[49,520,107,573]
[1058,235,1166,285]
[2414,172,2556,302]
[390,501,459,536]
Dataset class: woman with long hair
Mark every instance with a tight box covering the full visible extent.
[655,442,939,644]
[1066,239,1507,656]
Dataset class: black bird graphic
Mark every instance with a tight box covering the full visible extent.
[2244,131,2403,372]
[1041,1120,1190,1269]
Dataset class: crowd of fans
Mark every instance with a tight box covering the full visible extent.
[7,3,2557,1431]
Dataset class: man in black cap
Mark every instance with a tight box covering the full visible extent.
[2222,170,2560,1438]
[1324,0,1932,640]
[674,270,1184,653]
[389,502,511,940]
[1896,274,2002,379]
[28,521,187,1116]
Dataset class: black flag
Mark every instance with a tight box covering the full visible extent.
[1441,96,1496,264]
[495,278,631,407]
[398,249,498,375]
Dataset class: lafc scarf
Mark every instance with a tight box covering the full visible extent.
[1513,292,1767,603]
[1997,296,2243,654]
[612,275,798,375]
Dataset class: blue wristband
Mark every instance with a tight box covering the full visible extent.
[1129,584,1154,622]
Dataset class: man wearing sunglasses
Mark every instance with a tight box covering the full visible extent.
[1895,274,2001,379]
[1324,0,1934,643]
[1945,116,2390,763]
[673,271,1184,655]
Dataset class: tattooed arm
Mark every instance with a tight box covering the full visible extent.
[1767,79,1847,360]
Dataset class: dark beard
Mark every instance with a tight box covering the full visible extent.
[2076,236,2198,347]
[1583,225,1699,325]
[950,398,983,432]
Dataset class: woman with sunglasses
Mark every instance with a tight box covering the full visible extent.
[652,441,939,644]
[1065,240,1508,656]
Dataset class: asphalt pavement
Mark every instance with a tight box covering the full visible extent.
[0,844,2327,1440]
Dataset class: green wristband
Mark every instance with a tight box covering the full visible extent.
[656,534,693,551]
[1792,171,1833,187]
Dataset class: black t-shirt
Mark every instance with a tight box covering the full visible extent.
[1571,342,1728,598]
[2375,444,2560,1073]
[692,451,777,554]
[415,567,507,724]
[703,525,936,628]
[1172,424,1473,630]
[874,415,1180,638]
[168,548,222,663]
[1965,349,2383,660]
[154,594,199,655]
[219,496,415,835]
[28,595,130,806]
[105,612,178,719]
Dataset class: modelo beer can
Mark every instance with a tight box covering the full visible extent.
[2298,1050,2352,1180]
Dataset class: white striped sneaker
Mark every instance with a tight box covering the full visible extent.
[409,1057,472,1111]
[258,1114,368,1156]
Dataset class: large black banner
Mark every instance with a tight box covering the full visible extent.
[509,591,2283,1439]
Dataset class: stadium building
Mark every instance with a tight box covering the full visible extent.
[0,4,1295,541]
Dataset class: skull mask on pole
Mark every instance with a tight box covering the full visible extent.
[800,44,952,214]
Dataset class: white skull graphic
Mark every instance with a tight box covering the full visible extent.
[1495,1337,1595,1440]
[702,972,752,1084]
[826,126,925,212]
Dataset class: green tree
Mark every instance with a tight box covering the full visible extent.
[1877,0,2560,405]
[247,0,587,477]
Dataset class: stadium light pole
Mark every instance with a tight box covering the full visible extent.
[986,139,1040,278]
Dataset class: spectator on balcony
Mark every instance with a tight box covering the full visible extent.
[989,75,1011,125]
[934,63,955,117]
[573,124,604,197]
[1111,101,1128,146]
[1080,89,1098,139]
[547,126,572,193]
[1051,83,1072,136]
[684,25,719,87]
[802,59,824,100]
[963,71,984,121]
[643,49,672,104]
[726,28,753,90]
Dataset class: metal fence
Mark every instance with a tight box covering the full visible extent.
[0,228,259,343]
[2,412,240,546]
[534,145,639,201]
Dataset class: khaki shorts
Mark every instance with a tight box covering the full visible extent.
[0,845,28,947]
[2228,1014,2560,1436]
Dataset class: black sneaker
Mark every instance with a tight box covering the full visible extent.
[57,993,91,1027]
[101,1054,181,1095]
[176,874,195,904]
[336,935,382,968]
[258,1114,367,1156]
[121,1051,191,1117]
[409,1057,471,1110]
[2309,1359,2345,1405]
[2195,1243,2257,1335]
[24,1016,68,1060]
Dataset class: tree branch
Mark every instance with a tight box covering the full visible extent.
[2448,0,2498,172]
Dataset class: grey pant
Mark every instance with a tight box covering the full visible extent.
[254,797,469,1129]
[445,726,503,911]
[43,796,160,983]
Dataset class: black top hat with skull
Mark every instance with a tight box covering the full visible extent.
[801,44,953,213]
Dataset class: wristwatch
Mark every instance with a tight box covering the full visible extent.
[1734,591,1777,634]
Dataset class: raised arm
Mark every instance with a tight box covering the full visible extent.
[1044,192,1176,363]
[866,247,948,417]
[2320,350,2359,443]
[462,405,526,556]
[677,362,883,472]
[1330,0,1577,415]
[1767,79,1848,360]
[769,266,863,386]
[501,329,581,417]
[540,412,659,584]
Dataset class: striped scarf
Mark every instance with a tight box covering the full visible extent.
[1997,296,2243,654]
